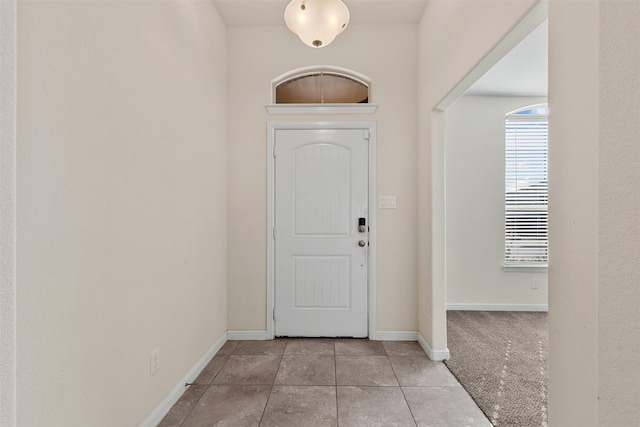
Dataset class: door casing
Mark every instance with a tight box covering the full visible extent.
[267,121,377,340]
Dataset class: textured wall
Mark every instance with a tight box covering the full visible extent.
[549,0,640,424]
[227,24,419,334]
[1,1,17,425]
[16,2,228,424]
[597,0,640,424]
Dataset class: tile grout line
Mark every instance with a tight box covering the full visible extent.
[387,348,419,427]
[176,383,209,427]
[257,340,286,427]
[175,345,236,426]
[334,340,340,427]
[177,348,235,426]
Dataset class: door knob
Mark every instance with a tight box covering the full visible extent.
[358,240,366,247]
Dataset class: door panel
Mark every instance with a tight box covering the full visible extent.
[293,256,350,308]
[275,128,368,337]
[293,143,350,236]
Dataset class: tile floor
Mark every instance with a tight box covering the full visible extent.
[159,339,491,427]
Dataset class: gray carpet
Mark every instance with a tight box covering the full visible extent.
[444,311,548,427]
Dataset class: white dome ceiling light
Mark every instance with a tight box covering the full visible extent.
[284,0,350,48]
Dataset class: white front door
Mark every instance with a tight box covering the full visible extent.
[274,128,369,337]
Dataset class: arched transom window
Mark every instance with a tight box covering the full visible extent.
[274,67,370,104]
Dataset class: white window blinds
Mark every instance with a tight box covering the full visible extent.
[505,106,548,266]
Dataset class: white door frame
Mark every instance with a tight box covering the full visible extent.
[267,121,377,340]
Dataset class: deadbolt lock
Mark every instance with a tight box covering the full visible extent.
[358,217,366,233]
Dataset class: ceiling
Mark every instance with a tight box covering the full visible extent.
[212,0,430,26]
[466,20,548,97]
[213,0,547,97]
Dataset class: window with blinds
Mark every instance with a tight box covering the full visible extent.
[505,105,549,266]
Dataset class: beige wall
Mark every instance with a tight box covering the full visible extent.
[549,0,640,424]
[597,2,640,422]
[548,1,598,423]
[7,0,640,425]
[417,0,540,351]
[1,1,17,425]
[16,2,228,425]
[446,96,548,307]
[227,24,419,333]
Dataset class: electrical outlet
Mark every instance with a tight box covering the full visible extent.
[150,348,160,376]
[531,279,540,289]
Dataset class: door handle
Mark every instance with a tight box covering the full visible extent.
[358,240,366,247]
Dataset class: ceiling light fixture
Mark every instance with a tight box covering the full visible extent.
[284,0,350,48]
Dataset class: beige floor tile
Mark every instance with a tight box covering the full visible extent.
[335,339,386,356]
[382,341,426,357]
[161,339,493,427]
[193,355,227,384]
[217,340,240,355]
[157,384,207,427]
[403,386,492,427]
[336,356,399,386]
[337,386,416,427]
[275,355,336,385]
[284,338,335,355]
[233,339,287,355]
[212,355,281,385]
[261,386,337,427]
[389,356,460,387]
[181,385,270,427]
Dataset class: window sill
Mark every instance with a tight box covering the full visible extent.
[503,264,548,273]
[266,104,378,115]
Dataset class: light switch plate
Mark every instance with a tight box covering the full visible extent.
[379,196,397,209]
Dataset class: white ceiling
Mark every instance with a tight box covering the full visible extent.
[212,0,430,26]
[213,0,547,97]
[466,20,548,97]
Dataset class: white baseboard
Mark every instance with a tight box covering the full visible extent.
[374,331,418,341]
[140,332,228,427]
[227,330,269,340]
[446,303,548,312]
[417,333,450,361]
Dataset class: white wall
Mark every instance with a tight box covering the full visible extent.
[417,0,540,352]
[445,96,548,308]
[549,0,640,424]
[16,2,228,425]
[227,24,419,334]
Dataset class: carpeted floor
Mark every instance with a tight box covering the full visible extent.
[444,311,548,427]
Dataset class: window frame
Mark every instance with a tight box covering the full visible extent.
[266,66,377,115]
[504,104,549,270]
